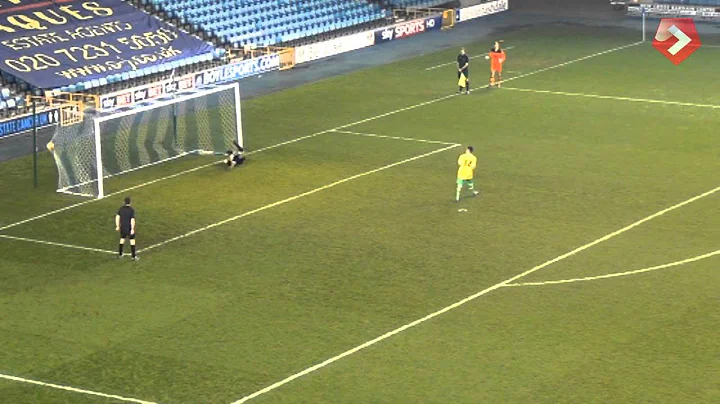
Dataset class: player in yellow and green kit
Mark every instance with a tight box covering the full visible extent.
[456,146,479,201]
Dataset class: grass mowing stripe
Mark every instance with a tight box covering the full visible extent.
[230,184,720,403]
[501,87,720,109]
[140,144,461,253]
[505,249,720,287]
[0,234,116,254]
[0,373,157,404]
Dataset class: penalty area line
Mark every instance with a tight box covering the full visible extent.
[501,87,720,109]
[141,144,460,253]
[0,373,157,404]
[332,129,460,146]
[229,183,720,404]
[504,248,720,287]
[0,234,115,255]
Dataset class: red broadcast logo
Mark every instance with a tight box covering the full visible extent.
[652,18,701,65]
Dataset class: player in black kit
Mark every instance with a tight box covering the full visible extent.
[457,47,470,94]
[225,140,246,168]
[115,196,138,260]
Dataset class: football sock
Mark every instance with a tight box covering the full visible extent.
[456,185,462,200]
[490,75,495,86]
[466,81,470,92]
[131,245,137,258]
[118,244,124,256]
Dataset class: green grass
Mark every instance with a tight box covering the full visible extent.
[1,23,719,403]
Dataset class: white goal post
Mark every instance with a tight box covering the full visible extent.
[50,83,243,199]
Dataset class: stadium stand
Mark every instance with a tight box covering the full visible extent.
[0,74,37,117]
[144,0,391,47]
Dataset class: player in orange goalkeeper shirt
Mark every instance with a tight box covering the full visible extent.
[456,146,479,201]
[488,41,506,87]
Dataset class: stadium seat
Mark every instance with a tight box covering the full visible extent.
[150,0,389,47]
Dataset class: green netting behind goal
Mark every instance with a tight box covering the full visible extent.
[50,83,242,198]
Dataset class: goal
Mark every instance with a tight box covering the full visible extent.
[49,83,243,198]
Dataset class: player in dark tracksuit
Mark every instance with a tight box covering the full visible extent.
[225,140,246,168]
[457,47,470,94]
[116,196,138,260]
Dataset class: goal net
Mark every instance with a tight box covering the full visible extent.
[49,83,242,198]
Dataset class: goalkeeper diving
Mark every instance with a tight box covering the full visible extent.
[225,140,246,168]
[456,146,479,201]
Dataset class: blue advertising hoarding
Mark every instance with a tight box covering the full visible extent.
[193,54,280,87]
[99,53,281,111]
[0,0,214,89]
[0,108,59,139]
[374,15,442,43]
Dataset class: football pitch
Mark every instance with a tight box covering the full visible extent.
[1,23,719,403]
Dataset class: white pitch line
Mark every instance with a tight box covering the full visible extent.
[0,234,115,255]
[505,249,720,287]
[0,373,157,404]
[230,184,720,403]
[332,129,459,145]
[501,87,720,109]
[425,46,516,70]
[494,41,642,86]
[141,144,459,253]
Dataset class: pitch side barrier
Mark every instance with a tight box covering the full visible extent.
[96,53,281,112]
[293,0,509,66]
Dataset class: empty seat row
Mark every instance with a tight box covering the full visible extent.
[147,0,389,47]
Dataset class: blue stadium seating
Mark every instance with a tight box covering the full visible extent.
[653,0,720,5]
[0,84,26,117]
[149,0,390,47]
[386,0,448,8]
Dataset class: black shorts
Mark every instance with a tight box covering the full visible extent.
[227,155,245,166]
[120,230,135,240]
[458,69,469,78]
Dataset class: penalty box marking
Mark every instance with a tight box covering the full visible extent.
[504,248,720,288]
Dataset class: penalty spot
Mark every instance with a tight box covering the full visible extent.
[458,208,468,213]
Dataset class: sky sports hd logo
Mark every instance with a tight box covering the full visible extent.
[652,18,701,65]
